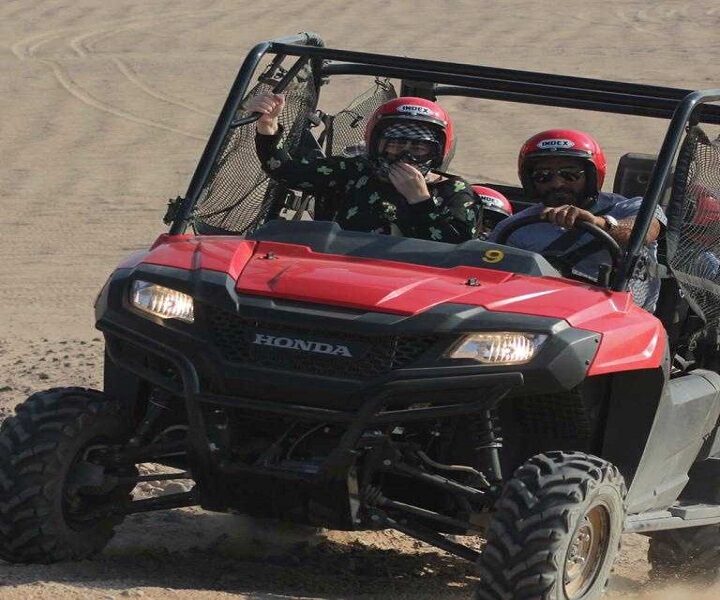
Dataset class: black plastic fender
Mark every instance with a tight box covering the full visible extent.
[623,369,720,514]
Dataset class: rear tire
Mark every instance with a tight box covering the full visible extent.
[647,525,720,582]
[0,387,136,563]
[476,451,626,600]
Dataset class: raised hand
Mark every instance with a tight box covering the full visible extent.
[244,93,285,135]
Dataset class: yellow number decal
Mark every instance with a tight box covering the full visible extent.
[482,249,504,264]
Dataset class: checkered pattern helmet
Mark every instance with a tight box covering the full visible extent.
[365,96,456,170]
[381,122,441,144]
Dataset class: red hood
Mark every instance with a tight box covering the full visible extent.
[234,241,634,325]
[140,236,633,323]
[138,235,665,374]
[139,234,257,280]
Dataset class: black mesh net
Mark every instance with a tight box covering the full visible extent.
[325,79,397,157]
[665,126,720,323]
[192,71,397,233]
[627,245,658,310]
[193,62,319,235]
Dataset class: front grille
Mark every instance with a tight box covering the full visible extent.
[201,304,447,379]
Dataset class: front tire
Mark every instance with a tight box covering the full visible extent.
[476,451,627,600]
[0,387,136,563]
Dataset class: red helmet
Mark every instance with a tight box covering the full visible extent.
[365,97,456,170]
[472,185,513,230]
[686,184,720,245]
[518,129,607,199]
[689,184,720,227]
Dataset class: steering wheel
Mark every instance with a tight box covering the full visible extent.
[494,214,622,282]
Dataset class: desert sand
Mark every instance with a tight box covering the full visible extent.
[1,0,720,598]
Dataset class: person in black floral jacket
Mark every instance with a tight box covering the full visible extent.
[246,93,480,243]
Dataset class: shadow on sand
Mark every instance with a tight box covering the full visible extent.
[1,508,718,599]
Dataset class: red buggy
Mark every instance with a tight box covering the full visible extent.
[2,32,720,600]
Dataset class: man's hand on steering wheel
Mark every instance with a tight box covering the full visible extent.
[493,212,622,285]
[542,204,606,230]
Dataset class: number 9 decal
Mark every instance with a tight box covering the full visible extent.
[482,249,504,263]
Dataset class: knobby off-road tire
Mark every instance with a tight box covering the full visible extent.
[476,451,627,600]
[0,387,136,563]
[648,525,720,582]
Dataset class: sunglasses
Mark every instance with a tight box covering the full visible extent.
[531,167,585,184]
[381,138,436,158]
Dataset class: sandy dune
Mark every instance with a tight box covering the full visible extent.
[1,1,720,598]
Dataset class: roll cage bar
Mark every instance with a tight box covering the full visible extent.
[169,31,720,294]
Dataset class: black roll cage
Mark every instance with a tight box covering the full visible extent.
[169,31,720,294]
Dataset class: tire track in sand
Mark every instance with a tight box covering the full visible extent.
[35,57,206,140]
[10,10,228,139]
[68,17,217,118]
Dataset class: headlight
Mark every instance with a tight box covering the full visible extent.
[446,332,547,365]
[130,280,194,323]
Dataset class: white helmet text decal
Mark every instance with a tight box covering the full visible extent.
[397,104,433,117]
[478,195,503,208]
[537,138,575,150]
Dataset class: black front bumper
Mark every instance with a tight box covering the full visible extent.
[95,263,600,513]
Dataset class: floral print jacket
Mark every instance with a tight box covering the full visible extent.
[256,128,480,243]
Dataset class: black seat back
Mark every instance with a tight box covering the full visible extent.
[613,153,674,208]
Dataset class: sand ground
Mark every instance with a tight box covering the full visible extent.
[1,1,720,598]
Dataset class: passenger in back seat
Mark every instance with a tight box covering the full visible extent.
[245,92,480,243]
[685,190,720,279]
[489,129,666,310]
[472,185,513,239]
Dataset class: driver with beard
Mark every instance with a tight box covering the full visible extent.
[247,93,479,242]
[489,129,666,311]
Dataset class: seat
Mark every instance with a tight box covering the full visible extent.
[613,153,674,208]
